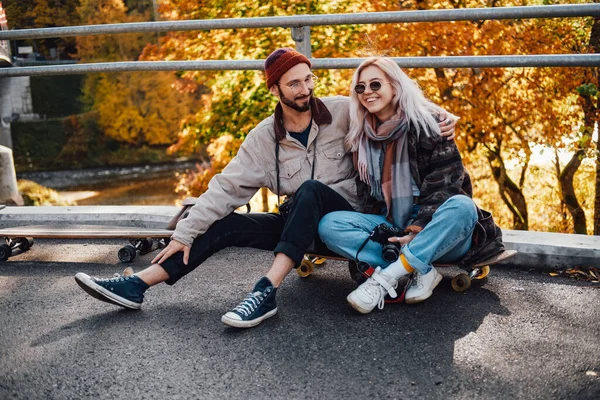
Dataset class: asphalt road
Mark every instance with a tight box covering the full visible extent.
[0,239,599,400]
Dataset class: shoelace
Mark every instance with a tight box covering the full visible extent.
[410,272,422,289]
[233,289,269,317]
[362,277,397,310]
[96,274,132,283]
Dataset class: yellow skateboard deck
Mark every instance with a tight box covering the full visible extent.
[297,249,517,293]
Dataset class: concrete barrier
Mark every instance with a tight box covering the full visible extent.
[0,205,177,229]
[0,145,23,205]
[502,230,599,271]
[0,205,598,271]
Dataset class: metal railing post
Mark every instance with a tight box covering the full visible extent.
[291,26,311,58]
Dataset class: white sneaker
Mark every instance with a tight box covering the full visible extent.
[347,267,399,314]
[405,268,442,304]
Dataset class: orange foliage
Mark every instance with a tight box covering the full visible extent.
[74,0,596,232]
[77,0,203,147]
[175,134,243,197]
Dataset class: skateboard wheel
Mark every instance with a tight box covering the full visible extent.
[0,243,12,261]
[297,259,315,278]
[118,245,137,263]
[312,257,327,266]
[451,273,471,292]
[473,265,490,279]
[17,237,34,251]
[140,238,153,253]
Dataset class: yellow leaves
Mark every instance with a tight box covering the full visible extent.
[207,134,243,167]
[17,179,74,206]
[90,71,203,146]
[548,266,600,283]
[175,134,242,197]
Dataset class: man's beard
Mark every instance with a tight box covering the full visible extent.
[279,88,312,112]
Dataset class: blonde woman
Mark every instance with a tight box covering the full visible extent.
[318,57,504,314]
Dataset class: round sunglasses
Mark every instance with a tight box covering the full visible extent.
[354,81,390,94]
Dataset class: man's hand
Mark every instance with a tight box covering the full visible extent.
[152,239,191,265]
[438,111,457,141]
[387,232,416,247]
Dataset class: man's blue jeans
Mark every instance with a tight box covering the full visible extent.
[318,195,479,274]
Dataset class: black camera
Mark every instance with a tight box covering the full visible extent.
[369,223,406,263]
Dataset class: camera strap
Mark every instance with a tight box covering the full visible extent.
[354,227,379,263]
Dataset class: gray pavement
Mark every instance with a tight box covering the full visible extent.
[0,239,599,399]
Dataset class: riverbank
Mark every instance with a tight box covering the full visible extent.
[17,159,200,190]
[17,159,201,206]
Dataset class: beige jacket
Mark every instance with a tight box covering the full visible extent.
[172,96,362,246]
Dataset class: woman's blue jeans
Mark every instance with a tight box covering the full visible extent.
[318,195,479,274]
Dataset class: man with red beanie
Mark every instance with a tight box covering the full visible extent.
[75,47,455,328]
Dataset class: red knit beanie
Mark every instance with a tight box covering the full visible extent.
[264,48,311,89]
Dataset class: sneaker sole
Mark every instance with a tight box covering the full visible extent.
[346,293,375,314]
[74,273,141,310]
[405,272,443,304]
[221,308,278,328]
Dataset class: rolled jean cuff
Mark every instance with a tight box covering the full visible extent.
[401,246,431,275]
[158,256,185,286]
[274,241,304,267]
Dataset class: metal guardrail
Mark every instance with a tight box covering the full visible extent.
[0,4,598,77]
[12,59,78,67]
[2,55,600,77]
[0,4,598,40]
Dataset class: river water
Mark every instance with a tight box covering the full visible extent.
[18,160,199,206]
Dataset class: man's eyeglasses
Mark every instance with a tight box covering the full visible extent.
[280,74,318,93]
[354,81,390,94]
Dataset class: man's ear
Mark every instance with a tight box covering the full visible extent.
[269,85,279,97]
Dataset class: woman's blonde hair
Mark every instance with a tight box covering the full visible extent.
[345,57,457,151]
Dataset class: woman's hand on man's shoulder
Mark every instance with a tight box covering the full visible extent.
[438,111,457,141]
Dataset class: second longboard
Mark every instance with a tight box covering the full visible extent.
[0,224,173,263]
[298,249,518,292]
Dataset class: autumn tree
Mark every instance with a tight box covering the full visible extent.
[365,0,592,232]
[141,0,375,210]
[75,0,594,225]
[77,0,202,147]
[175,134,242,198]
[577,16,600,235]
[4,0,80,59]
[143,0,375,155]
[140,0,595,227]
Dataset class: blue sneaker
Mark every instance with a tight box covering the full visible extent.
[221,277,278,328]
[75,272,149,309]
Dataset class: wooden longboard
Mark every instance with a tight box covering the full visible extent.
[303,249,517,269]
[0,224,173,263]
[0,197,200,263]
[0,224,172,239]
